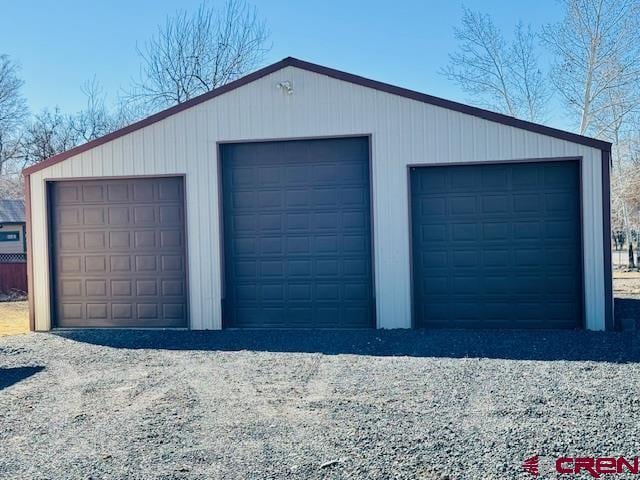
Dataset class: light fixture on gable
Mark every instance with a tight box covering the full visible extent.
[276,81,294,95]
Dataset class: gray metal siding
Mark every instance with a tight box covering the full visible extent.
[410,161,582,329]
[50,177,188,328]
[221,137,374,328]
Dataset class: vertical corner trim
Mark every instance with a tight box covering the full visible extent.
[24,175,35,331]
[601,149,614,330]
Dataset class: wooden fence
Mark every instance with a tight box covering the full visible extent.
[0,254,27,294]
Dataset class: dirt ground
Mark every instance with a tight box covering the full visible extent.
[613,269,640,298]
[0,301,28,336]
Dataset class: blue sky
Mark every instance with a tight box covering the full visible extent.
[0,1,565,125]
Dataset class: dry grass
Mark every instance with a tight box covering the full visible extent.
[613,270,640,279]
[0,301,29,336]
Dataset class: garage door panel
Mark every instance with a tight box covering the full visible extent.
[57,232,82,251]
[451,223,478,241]
[56,186,81,203]
[450,169,478,189]
[132,182,154,201]
[450,196,477,215]
[57,208,81,226]
[112,303,133,320]
[51,177,188,328]
[107,183,129,202]
[161,255,184,272]
[60,279,82,297]
[411,161,582,329]
[222,138,374,328]
[107,207,130,225]
[481,166,510,188]
[157,178,182,201]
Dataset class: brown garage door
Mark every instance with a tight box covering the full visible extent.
[50,177,188,328]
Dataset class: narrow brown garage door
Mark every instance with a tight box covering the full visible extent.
[50,177,188,328]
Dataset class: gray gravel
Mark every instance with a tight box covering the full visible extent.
[1,329,639,479]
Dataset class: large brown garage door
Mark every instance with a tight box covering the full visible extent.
[50,177,188,328]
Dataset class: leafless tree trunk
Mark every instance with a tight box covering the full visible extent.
[127,0,269,114]
[541,0,640,267]
[0,55,28,177]
[609,118,640,265]
[541,0,640,136]
[441,7,549,121]
[512,23,549,122]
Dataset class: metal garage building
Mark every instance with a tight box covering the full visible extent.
[23,57,613,331]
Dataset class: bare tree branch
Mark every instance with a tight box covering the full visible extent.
[69,77,122,142]
[126,0,270,115]
[511,22,550,122]
[20,80,126,169]
[0,55,28,177]
[20,108,78,168]
[541,0,640,247]
[441,7,549,121]
[540,0,640,135]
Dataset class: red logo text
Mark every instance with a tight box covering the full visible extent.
[555,457,639,478]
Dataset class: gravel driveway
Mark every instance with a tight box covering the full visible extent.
[1,329,639,479]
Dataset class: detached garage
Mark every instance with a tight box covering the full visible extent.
[23,57,613,331]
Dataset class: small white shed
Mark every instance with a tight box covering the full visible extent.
[23,57,613,331]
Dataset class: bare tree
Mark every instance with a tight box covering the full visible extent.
[442,7,548,121]
[21,78,127,169]
[610,113,640,258]
[511,22,549,122]
[21,108,78,167]
[443,8,516,116]
[541,0,640,263]
[70,77,122,142]
[127,0,269,113]
[0,175,23,199]
[541,0,640,135]
[113,96,148,128]
[0,55,28,176]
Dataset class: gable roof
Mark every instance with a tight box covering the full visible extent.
[23,57,611,176]
[0,199,25,223]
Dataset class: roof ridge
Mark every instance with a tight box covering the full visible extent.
[23,57,610,176]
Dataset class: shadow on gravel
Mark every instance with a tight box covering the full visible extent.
[53,329,640,362]
[615,298,640,330]
[0,366,44,390]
